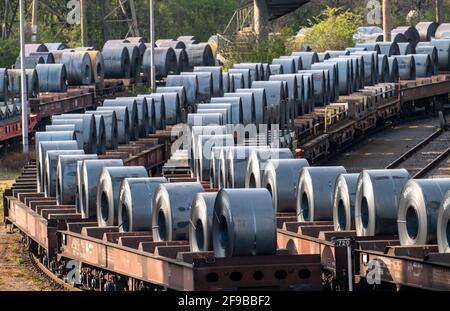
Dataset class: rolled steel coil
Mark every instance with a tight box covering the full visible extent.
[96,106,130,144]
[228,68,251,88]
[191,126,228,172]
[333,174,359,231]
[346,47,367,53]
[97,166,148,226]
[102,46,131,79]
[187,113,222,127]
[222,72,230,93]
[194,66,223,97]
[155,39,186,49]
[262,159,309,213]
[126,37,147,59]
[156,86,186,112]
[35,64,68,92]
[210,146,228,189]
[317,52,331,62]
[177,36,200,45]
[437,191,450,253]
[79,159,123,218]
[103,39,130,48]
[15,55,45,69]
[103,99,139,140]
[197,104,231,124]
[89,114,107,154]
[269,74,301,118]
[422,39,450,70]
[143,47,177,80]
[44,150,84,197]
[229,73,244,91]
[86,51,105,84]
[174,49,189,74]
[398,42,416,55]
[269,64,283,75]
[166,75,199,110]
[52,114,97,154]
[56,154,98,205]
[8,69,39,98]
[225,146,269,188]
[38,140,79,194]
[35,131,76,191]
[434,23,450,40]
[232,63,260,82]
[300,74,314,114]
[90,111,119,149]
[60,51,92,85]
[181,71,213,102]
[24,43,48,56]
[377,54,390,83]
[251,81,286,127]
[185,43,214,68]
[45,124,75,132]
[28,52,55,64]
[272,58,296,74]
[224,92,255,125]
[387,57,400,82]
[398,179,450,246]
[413,54,433,77]
[416,22,440,41]
[116,97,150,136]
[138,94,166,130]
[44,42,67,51]
[350,51,377,85]
[51,50,65,63]
[339,55,365,90]
[262,63,271,80]
[355,169,410,236]
[245,148,293,188]
[189,192,217,252]
[415,45,439,74]
[392,26,420,44]
[210,97,243,124]
[325,50,350,58]
[310,63,338,102]
[236,88,267,125]
[297,166,347,222]
[354,43,381,54]
[0,68,8,101]
[297,70,327,107]
[395,55,416,80]
[196,134,234,181]
[118,177,167,232]
[325,58,352,95]
[291,52,318,70]
[280,56,303,72]
[152,182,204,241]
[212,188,276,257]
[157,92,181,125]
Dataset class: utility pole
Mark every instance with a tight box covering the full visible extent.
[436,0,444,23]
[19,0,29,154]
[149,0,156,91]
[382,0,391,42]
[253,0,268,40]
[80,0,88,46]
[31,0,38,42]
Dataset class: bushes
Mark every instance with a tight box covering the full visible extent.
[0,39,19,68]
[302,7,363,52]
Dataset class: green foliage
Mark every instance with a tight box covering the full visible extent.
[302,7,363,52]
[223,27,295,70]
[0,39,19,68]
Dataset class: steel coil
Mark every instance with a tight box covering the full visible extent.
[394,55,416,80]
[251,81,285,127]
[291,52,319,70]
[189,192,217,252]
[354,43,381,54]
[0,68,8,101]
[126,37,147,59]
[103,99,139,140]
[86,51,105,84]
[245,148,293,188]
[173,49,189,74]
[210,146,227,189]
[118,177,167,232]
[102,46,131,79]
[262,63,271,80]
[185,44,214,69]
[155,39,186,49]
[317,52,331,62]
[398,42,416,55]
[8,69,39,98]
[89,114,106,154]
[350,51,377,85]
[97,166,148,226]
[262,159,309,212]
[103,39,130,47]
[35,64,68,92]
[177,36,200,45]
[210,97,243,124]
[229,73,244,91]
[29,52,55,64]
[143,47,177,80]
[228,68,251,88]
[325,50,350,58]
[52,114,97,154]
[235,88,267,125]
[398,179,450,246]
[60,51,92,85]
[272,58,296,74]
[333,174,359,231]
[116,97,150,136]
[166,75,199,110]
[375,42,400,56]
[326,58,352,95]
[346,47,367,53]
[299,74,314,114]
[415,22,440,41]
[45,124,75,132]
[392,26,420,45]
[297,70,327,107]
[56,154,98,205]
[194,66,223,97]
[196,134,234,181]
[196,108,229,125]
[212,188,276,257]
[270,64,284,75]
[90,111,119,149]
[225,146,269,188]
[422,39,450,71]
[269,74,301,117]
[24,43,48,56]
[138,94,166,130]
[121,44,140,79]
[79,159,123,218]
[310,63,338,102]
[224,92,255,125]
[222,72,230,93]
[434,23,450,40]
[387,57,400,82]
[297,166,347,222]
[377,54,390,83]
[96,106,130,144]
[152,182,204,241]
[437,191,450,253]
[181,71,212,102]
[415,44,439,74]
[44,42,67,51]
[413,54,433,77]
[44,150,84,197]
[157,92,181,125]
[355,169,410,236]
[156,86,186,112]
[191,125,228,172]
[280,56,303,72]
[15,55,44,69]
[187,113,222,127]
[38,140,79,194]
[232,63,260,82]
[339,55,364,90]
